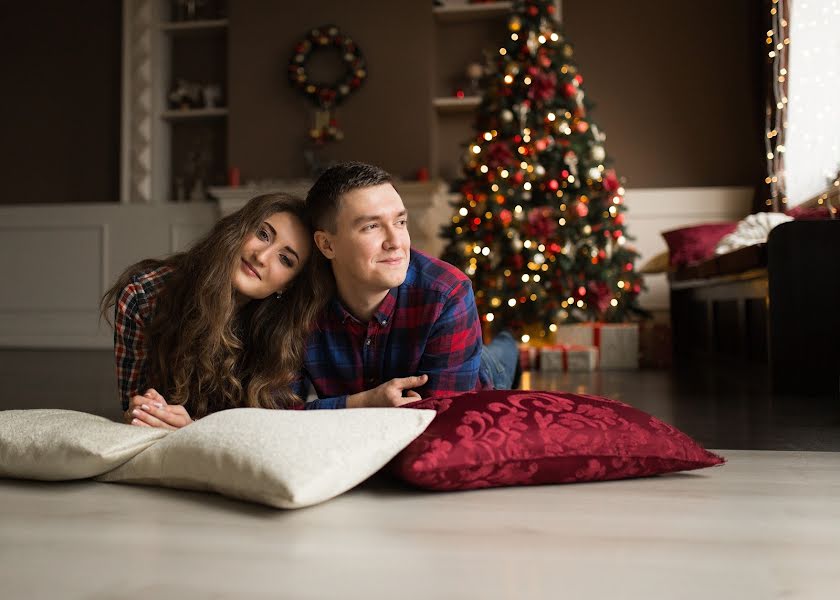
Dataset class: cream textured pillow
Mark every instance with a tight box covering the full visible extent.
[97,407,436,508]
[0,409,167,480]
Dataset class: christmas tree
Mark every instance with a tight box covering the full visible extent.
[440,0,644,340]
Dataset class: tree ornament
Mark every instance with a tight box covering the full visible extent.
[590,145,606,162]
[564,150,579,179]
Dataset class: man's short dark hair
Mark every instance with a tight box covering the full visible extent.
[306,161,392,233]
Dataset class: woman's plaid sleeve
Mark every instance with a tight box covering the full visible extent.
[113,278,150,411]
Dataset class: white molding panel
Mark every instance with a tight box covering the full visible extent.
[0,203,218,348]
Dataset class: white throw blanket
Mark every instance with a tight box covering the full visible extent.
[715,212,793,255]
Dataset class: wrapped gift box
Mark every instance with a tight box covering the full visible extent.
[540,344,598,372]
[518,345,540,371]
[554,323,639,370]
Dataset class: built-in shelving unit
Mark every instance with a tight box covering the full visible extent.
[156,1,229,202]
[431,2,511,181]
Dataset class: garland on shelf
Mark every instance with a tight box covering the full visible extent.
[288,25,367,143]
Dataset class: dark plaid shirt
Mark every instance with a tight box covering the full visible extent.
[113,265,174,410]
[294,249,488,409]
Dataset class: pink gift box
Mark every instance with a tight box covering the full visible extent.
[539,344,598,372]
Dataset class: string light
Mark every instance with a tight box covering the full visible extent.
[764,0,789,209]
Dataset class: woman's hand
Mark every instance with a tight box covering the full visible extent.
[346,375,428,408]
[125,388,193,430]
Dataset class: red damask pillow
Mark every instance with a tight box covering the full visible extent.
[394,390,723,491]
[662,222,738,267]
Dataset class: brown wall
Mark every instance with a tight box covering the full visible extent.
[0,1,764,204]
[563,0,764,188]
[0,1,121,204]
[228,0,433,181]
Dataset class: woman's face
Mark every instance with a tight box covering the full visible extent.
[232,211,311,301]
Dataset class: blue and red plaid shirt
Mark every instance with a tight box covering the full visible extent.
[294,249,489,409]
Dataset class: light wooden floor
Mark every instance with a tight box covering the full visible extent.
[1,450,839,599]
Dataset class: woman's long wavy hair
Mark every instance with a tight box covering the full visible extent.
[101,193,333,417]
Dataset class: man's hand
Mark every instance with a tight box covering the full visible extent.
[346,374,429,408]
[125,388,193,430]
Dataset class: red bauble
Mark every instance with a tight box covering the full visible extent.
[575,121,589,133]
[603,170,620,192]
[563,83,577,97]
[548,179,559,191]
[615,213,625,225]
[576,203,589,218]
[528,6,538,16]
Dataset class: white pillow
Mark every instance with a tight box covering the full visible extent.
[96,407,435,508]
[0,409,167,480]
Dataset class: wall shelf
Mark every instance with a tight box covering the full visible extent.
[434,96,482,113]
[433,2,512,24]
[160,19,229,34]
[161,108,228,120]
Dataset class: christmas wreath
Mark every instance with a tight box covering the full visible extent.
[288,25,367,142]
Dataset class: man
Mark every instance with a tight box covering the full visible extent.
[298,162,518,409]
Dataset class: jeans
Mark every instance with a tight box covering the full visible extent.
[479,331,520,390]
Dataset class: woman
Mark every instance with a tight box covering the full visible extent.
[100,193,330,429]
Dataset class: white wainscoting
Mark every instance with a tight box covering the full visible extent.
[0,203,218,348]
[0,186,754,348]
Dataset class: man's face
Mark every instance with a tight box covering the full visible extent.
[321,183,411,294]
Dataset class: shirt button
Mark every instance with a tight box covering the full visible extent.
[365,338,371,346]
[381,319,387,326]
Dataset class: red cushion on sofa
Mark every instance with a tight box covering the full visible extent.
[394,390,723,491]
[662,222,738,267]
